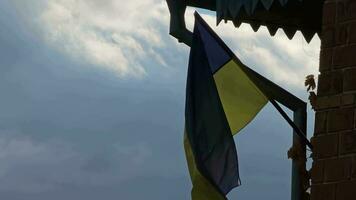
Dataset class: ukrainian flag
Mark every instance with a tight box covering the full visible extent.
[184,12,268,199]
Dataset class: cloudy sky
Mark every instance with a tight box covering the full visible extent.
[0,1,320,199]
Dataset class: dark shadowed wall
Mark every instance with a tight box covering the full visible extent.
[311,0,356,199]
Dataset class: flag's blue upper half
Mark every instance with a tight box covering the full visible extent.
[196,21,230,73]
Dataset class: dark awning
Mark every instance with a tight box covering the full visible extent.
[166,0,325,45]
[212,0,325,42]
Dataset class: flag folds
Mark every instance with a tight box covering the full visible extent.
[184,12,268,199]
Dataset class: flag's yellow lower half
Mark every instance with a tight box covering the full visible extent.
[213,60,268,135]
[184,131,226,200]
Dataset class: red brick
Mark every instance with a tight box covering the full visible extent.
[321,26,335,48]
[351,0,356,18]
[327,108,354,132]
[355,108,356,129]
[335,24,348,46]
[323,2,336,25]
[314,111,328,135]
[337,0,356,22]
[333,45,356,67]
[311,184,336,200]
[341,94,355,106]
[315,95,341,110]
[343,68,356,92]
[324,157,352,182]
[349,21,356,44]
[340,131,356,155]
[352,156,356,179]
[312,160,324,183]
[312,134,338,159]
[317,71,343,96]
[319,48,333,72]
[336,180,356,200]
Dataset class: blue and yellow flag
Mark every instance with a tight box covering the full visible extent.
[184,12,268,199]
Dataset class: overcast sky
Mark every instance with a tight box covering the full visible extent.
[0,1,320,200]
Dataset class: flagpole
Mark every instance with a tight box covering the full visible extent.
[269,99,310,200]
[292,107,308,200]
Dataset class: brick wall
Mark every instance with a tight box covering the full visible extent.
[311,0,356,199]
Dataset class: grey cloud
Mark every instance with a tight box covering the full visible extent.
[0,1,316,200]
